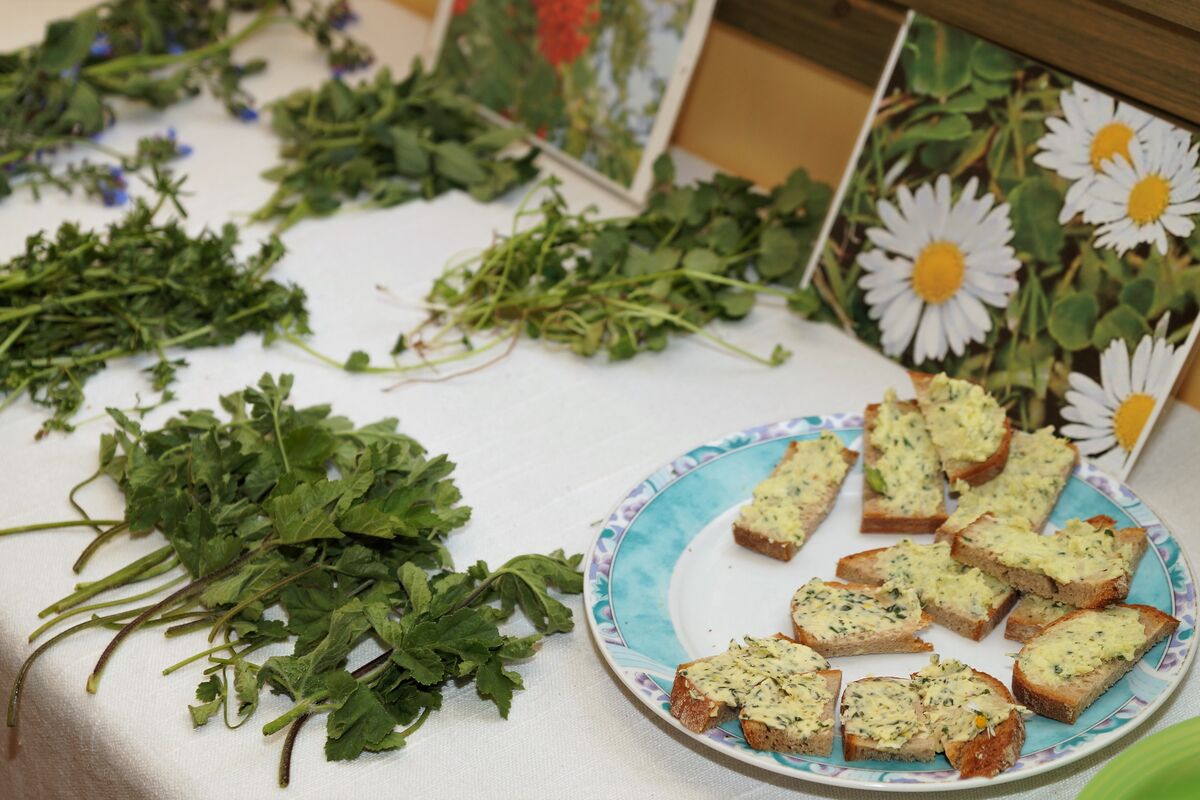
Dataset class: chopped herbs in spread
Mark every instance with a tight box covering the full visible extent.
[912,656,1025,746]
[1018,607,1147,685]
[842,678,927,749]
[877,539,1011,618]
[790,578,921,639]
[869,389,943,517]
[736,432,850,544]
[963,517,1133,584]
[918,374,1007,464]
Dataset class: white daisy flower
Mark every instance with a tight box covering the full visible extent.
[1034,81,1163,224]
[1060,320,1186,474]
[1083,125,1200,255]
[857,174,1021,364]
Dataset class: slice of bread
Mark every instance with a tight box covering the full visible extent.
[1004,595,1074,643]
[1012,604,1179,724]
[910,371,1012,487]
[948,514,1147,609]
[836,542,1017,641]
[669,634,826,734]
[933,669,1026,779]
[936,428,1078,541]
[739,670,841,755]
[790,579,933,656]
[860,400,948,533]
[841,677,937,763]
[733,433,858,561]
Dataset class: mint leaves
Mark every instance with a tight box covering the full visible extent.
[7,374,582,786]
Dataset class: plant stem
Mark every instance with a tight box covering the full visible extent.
[40,545,174,618]
[72,522,130,573]
[27,574,186,643]
[207,563,322,642]
[0,518,124,538]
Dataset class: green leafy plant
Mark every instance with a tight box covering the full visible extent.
[252,62,539,229]
[0,189,307,435]
[3,373,582,786]
[0,0,371,203]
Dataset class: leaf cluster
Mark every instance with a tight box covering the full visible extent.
[0,199,307,435]
[417,155,831,367]
[0,0,372,203]
[9,374,582,785]
[252,62,539,228]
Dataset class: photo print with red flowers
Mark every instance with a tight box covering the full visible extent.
[805,12,1200,479]
[429,0,715,201]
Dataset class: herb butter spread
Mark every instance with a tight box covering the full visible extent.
[877,539,1011,617]
[1018,606,1147,685]
[739,673,833,736]
[790,578,921,639]
[870,390,943,517]
[1017,594,1073,626]
[736,432,850,544]
[842,678,926,749]
[944,428,1075,532]
[913,657,1023,745]
[963,517,1132,584]
[919,374,1007,463]
[679,637,828,708]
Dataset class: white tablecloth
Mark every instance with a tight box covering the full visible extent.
[1,3,1197,798]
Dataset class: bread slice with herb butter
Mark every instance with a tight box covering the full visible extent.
[790,578,933,656]
[1013,604,1178,724]
[861,393,948,533]
[669,634,827,734]
[948,514,1147,609]
[841,677,938,764]
[732,432,858,561]
[911,657,1027,779]
[836,539,1017,641]
[910,372,1013,487]
[669,635,841,755]
[936,427,1078,541]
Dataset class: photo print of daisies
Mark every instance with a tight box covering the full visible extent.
[808,12,1200,478]
[430,0,715,200]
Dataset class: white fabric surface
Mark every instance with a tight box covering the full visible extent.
[1,2,1197,798]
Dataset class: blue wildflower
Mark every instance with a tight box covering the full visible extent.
[237,106,259,122]
[328,2,359,30]
[90,34,112,58]
[166,40,184,55]
[100,167,128,207]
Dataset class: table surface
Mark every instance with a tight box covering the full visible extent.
[1,3,1197,799]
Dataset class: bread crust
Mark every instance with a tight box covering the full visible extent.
[733,442,858,562]
[739,670,841,755]
[1011,604,1179,724]
[790,580,933,656]
[860,402,948,534]
[909,371,1013,487]
[669,667,735,733]
[949,514,1147,609]
[835,546,1017,641]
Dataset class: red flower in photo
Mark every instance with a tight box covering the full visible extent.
[532,0,599,67]
[453,0,471,14]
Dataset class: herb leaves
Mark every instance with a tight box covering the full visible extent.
[410,156,831,368]
[6,374,581,786]
[0,199,307,435]
[252,62,539,229]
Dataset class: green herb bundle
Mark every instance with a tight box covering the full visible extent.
[407,157,832,370]
[0,0,371,201]
[4,374,582,786]
[252,62,539,229]
[0,196,307,435]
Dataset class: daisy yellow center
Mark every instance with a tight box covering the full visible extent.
[911,241,965,304]
[1127,174,1171,225]
[1089,122,1134,171]
[1113,392,1155,452]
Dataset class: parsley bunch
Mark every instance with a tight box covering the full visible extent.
[0,195,307,435]
[411,156,832,370]
[252,62,539,229]
[0,0,371,202]
[4,374,582,786]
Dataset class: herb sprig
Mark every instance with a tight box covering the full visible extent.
[4,374,582,786]
[368,157,832,374]
[0,0,371,203]
[0,193,307,435]
[252,62,539,229]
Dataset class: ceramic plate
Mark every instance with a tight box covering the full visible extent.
[583,414,1197,792]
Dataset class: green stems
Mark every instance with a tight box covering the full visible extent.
[39,545,174,617]
[0,518,124,538]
